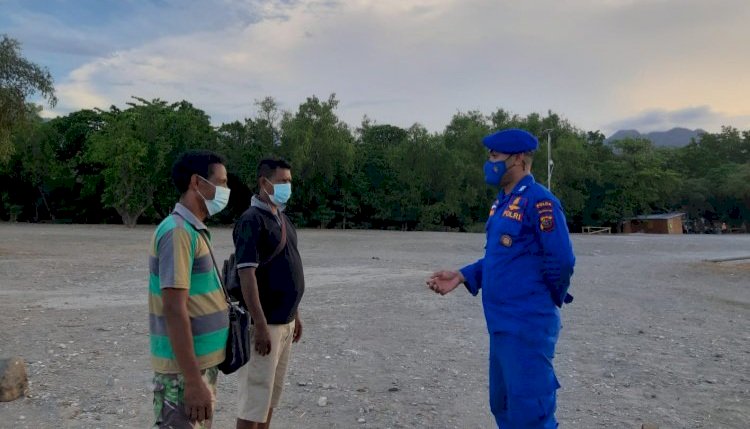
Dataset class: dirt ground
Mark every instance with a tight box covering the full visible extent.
[0,223,748,429]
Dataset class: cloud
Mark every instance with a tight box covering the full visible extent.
[8,0,748,133]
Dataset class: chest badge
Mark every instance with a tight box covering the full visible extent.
[500,234,513,247]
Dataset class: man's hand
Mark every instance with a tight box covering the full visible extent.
[426,270,464,295]
[254,323,272,356]
[183,377,213,423]
[293,313,303,343]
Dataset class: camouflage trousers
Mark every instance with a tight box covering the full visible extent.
[152,366,219,429]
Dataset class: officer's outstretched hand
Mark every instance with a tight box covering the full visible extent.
[427,270,464,295]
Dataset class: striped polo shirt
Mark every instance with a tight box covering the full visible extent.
[148,203,228,374]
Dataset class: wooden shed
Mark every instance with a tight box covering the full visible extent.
[622,213,685,234]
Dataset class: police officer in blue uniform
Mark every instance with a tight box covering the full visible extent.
[427,128,575,428]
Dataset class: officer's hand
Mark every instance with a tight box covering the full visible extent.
[426,270,464,295]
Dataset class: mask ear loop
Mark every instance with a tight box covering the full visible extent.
[262,177,274,199]
[197,175,217,201]
[508,153,528,172]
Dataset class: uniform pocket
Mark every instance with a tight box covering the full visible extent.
[496,218,523,248]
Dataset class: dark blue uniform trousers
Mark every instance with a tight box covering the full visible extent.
[489,329,560,428]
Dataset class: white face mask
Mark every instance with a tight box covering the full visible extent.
[197,176,230,216]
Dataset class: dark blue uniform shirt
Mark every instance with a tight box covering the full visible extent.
[460,175,575,335]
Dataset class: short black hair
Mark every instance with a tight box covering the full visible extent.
[257,158,292,180]
[172,150,226,194]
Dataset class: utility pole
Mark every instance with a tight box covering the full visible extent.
[543,129,553,190]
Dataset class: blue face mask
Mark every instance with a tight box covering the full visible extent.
[484,159,507,186]
[265,179,292,206]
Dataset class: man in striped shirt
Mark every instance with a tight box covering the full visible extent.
[149,150,231,428]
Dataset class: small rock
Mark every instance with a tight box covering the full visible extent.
[317,396,328,407]
[62,406,81,419]
[0,357,29,402]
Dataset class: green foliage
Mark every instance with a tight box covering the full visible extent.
[279,94,355,227]
[88,97,215,226]
[1,91,748,231]
[0,35,56,162]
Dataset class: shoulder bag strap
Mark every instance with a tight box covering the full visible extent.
[261,213,287,266]
[197,230,232,305]
[171,211,230,304]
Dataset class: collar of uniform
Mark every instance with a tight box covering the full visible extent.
[172,203,208,231]
[513,174,535,194]
[251,195,284,214]
[499,174,535,200]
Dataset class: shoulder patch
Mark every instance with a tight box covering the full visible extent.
[539,214,555,232]
[535,200,554,213]
[536,199,556,232]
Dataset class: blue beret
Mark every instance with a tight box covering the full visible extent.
[482,128,539,154]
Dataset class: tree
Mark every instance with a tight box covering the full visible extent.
[89,97,216,227]
[669,127,750,224]
[279,95,355,227]
[439,111,492,230]
[2,105,60,221]
[216,98,280,187]
[595,138,680,225]
[0,35,57,162]
[355,122,408,228]
[2,89,747,230]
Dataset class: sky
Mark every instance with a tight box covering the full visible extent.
[2,0,749,136]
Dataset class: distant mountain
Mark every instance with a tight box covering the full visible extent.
[606,127,706,147]
[607,129,642,142]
